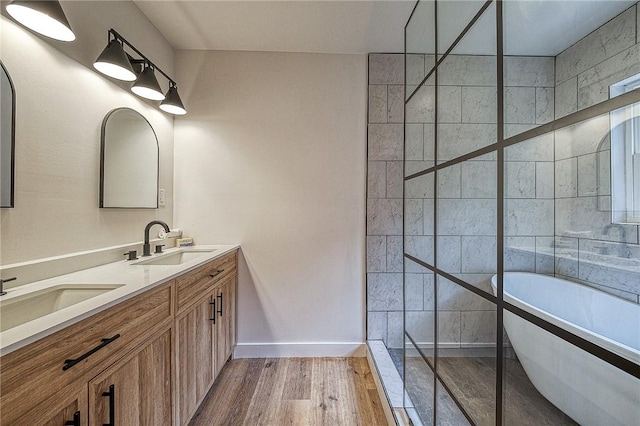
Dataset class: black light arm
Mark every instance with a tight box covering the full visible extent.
[108,29,178,88]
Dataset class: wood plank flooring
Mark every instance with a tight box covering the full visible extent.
[189,357,388,426]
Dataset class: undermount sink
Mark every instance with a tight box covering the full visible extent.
[0,284,124,332]
[133,248,217,266]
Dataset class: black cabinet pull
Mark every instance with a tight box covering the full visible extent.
[62,334,120,371]
[217,292,223,317]
[102,384,115,426]
[209,300,216,324]
[65,411,80,426]
[209,269,224,279]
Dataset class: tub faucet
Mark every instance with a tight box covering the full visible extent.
[0,277,17,296]
[143,220,171,257]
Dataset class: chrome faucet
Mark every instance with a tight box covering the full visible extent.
[0,277,17,296]
[143,220,171,257]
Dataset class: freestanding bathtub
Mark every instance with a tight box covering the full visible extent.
[491,272,640,426]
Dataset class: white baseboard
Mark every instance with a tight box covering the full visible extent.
[233,342,366,358]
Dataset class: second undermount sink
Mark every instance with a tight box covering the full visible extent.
[133,248,217,266]
[0,284,124,332]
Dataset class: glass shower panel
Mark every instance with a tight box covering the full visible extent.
[436,153,497,295]
[405,257,435,356]
[503,111,637,314]
[437,0,490,56]
[501,321,576,425]
[504,0,640,134]
[504,134,555,276]
[405,337,435,426]
[406,74,436,177]
[437,3,496,164]
[555,110,637,300]
[404,257,436,425]
[405,172,434,265]
[502,2,556,140]
[405,0,435,98]
[436,381,472,426]
[436,276,497,426]
[405,121,435,177]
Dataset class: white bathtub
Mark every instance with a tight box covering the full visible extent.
[491,272,640,426]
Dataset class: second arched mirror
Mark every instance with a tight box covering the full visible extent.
[100,108,159,208]
[1,61,15,208]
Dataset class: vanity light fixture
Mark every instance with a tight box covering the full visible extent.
[159,83,187,115]
[131,63,165,101]
[93,39,136,81]
[6,0,76,42]
[94,29,187,115]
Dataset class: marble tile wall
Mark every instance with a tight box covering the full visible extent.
[555,5,640,117]
[504,132,556,276]
[552,4,640,302]
[367,54,406,348]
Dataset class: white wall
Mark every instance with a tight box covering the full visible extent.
[0,2,175,265]
[174,50,367,356]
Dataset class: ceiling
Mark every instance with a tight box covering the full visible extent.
[134,0,636,56]
[133,0,415,54]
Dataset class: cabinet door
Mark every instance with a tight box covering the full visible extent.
[41,395,86,426]
[214,275,235,377]
[89,329,172,426]
[228,275,237,355]
[175,293,216,425]
[12,382,88,426]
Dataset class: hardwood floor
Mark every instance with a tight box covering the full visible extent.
[189,357,388,426]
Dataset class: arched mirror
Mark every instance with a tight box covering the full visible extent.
[100,108,159,208]
[1,61,16,208]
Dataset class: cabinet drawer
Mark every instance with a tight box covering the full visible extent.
[0,282,172,424]
[176,250,237,313]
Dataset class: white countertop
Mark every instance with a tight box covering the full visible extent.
[0,244,240,356]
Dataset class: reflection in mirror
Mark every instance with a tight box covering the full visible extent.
[0,61,15,208]
[100,108,158,208]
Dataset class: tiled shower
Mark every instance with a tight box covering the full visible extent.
[366,1,640,425]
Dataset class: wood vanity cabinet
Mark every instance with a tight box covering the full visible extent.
[175,252,237,425]
[215,275,237,377]
[88,328,172,426]
[0,282,172,426]
[0,249,238,426]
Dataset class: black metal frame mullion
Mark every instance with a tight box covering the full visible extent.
[432,1,439,421]
[402,3,411,415]
[403,1,421,421]
[495,1,504,424]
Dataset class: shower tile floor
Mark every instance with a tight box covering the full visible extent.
[389,349,577,426]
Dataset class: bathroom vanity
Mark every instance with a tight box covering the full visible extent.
[0,245,239,426]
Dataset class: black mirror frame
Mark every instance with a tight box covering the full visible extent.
[0,60,16,209]
[99,107,159,209]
